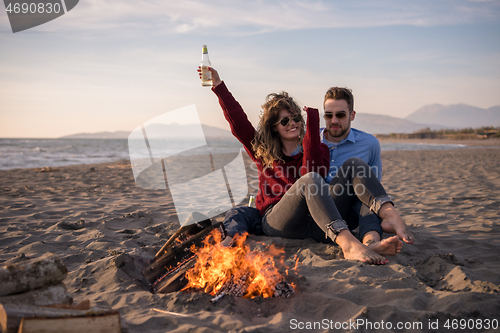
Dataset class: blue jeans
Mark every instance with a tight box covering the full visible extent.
[223,205,263,237]
[345,199,384,240]
[262,158,392,243]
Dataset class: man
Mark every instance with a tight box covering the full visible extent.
[321,87,382,182]
[321,87,414,256]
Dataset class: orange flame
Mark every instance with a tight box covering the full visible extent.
[182,230,288,298]
[293,254,300,271]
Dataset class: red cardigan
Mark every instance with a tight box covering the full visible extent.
[213,82,330,216]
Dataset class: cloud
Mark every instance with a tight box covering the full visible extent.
[3,0,498,34]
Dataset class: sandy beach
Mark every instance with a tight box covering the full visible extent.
[1,147,499,332]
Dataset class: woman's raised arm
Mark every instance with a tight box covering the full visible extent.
[301,106,330,178]
[199,67,257,160]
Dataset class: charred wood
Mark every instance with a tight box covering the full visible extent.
[143,222,225,294]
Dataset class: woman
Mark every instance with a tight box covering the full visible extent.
[200,67,400,264]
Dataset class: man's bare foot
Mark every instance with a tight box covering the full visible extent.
[335,230,389,265]
[365,235,402,256]
[379,203,415,244]
[362,231,402,256]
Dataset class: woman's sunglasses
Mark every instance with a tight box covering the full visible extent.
[275,113,302,127]
[324,111,349,120]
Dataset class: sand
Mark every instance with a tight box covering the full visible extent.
[1,147,499,332]
[377,138,500,148]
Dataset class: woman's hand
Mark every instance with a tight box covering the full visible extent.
[302,106,318,113]
[197,66,222,87]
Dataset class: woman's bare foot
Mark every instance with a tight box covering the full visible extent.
[365,235,402,256]
[379,203,415,244]
[335,230,389,265]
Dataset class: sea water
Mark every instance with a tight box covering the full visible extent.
[0,137,470,171]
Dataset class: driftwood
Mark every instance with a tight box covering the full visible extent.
[143,222,226,294]
[0,303,124,333]
[0,253,67,297]
[0,285,72,307]
[154,217,212,259]
[46,300,90,310]
[17,313,121,333]
[153,258,197,294]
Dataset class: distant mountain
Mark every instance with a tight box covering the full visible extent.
[61,103,500,138]
[405,104,500,129]
[352,113,444,135]
[60,124,233,139]
[139,123,233,138]
[60,131,131,139]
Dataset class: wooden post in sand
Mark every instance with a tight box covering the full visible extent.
[0,253,67,297]
[0,284,73,307]
[0,303,122,333]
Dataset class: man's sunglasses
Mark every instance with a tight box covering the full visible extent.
[275,113,303,127]
[324,111,349,120]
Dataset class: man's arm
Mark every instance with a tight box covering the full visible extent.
[370,138,383,181]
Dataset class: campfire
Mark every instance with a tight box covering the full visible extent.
[182,229,294,301]
[143,221,295,301]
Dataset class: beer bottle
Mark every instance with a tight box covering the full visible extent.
[200,45,212,86]
[248,195,256,208]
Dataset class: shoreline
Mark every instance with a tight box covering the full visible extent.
[2,138,499,172]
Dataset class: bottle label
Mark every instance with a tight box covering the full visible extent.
[248,195,256,208]
[202,46,208,54]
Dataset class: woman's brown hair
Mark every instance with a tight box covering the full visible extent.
[251,92,305,169]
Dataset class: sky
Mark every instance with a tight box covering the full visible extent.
[1,0,499,138]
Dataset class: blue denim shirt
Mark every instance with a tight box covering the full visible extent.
[320,127,382,182]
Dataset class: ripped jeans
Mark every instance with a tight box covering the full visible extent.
[261,158,393,243]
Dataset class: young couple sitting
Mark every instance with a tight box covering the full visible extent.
[198,66,414,264]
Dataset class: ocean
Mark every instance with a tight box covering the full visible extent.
[0,138,470,171]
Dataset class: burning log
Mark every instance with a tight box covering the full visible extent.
[143,220,295,300]
[213,272,251,300]
[182,231,295,300]
[142,221,225,294]
[154,217,212,259]
[151,258,197,294]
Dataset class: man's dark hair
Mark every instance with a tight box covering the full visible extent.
[323,87,354,112]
